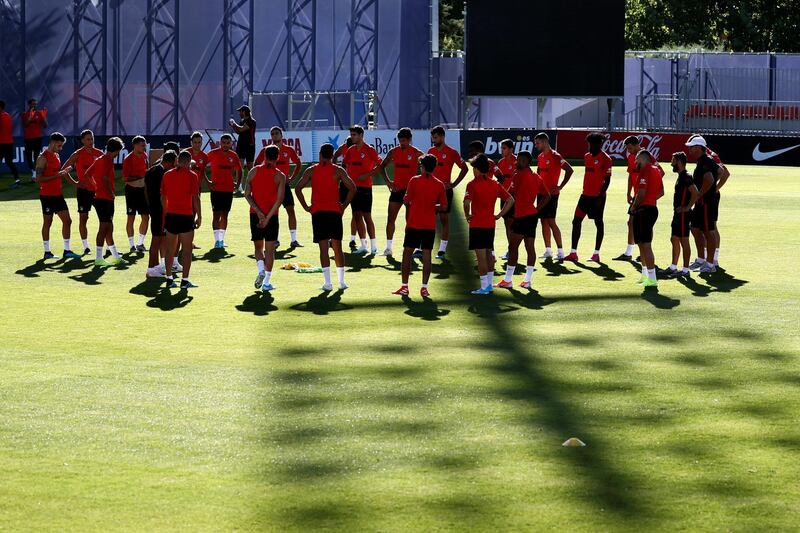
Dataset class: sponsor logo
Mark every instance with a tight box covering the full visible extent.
[483,135,534,156]
[751,143,800,162]
[260,138,304,157]
[602,133,664,161]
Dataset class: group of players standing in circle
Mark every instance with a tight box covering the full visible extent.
[28,106,729,296]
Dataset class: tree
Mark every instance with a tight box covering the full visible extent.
[439,0,464,51]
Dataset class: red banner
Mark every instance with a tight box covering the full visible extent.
[556,130,691,162]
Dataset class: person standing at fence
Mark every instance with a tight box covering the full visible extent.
[230,105,256,194]
[0,100,21,188]
[534,132,572,262]
[61,129,104,254]
[22,98,47,181]
[255,127,304,248]
[428,125,468,260]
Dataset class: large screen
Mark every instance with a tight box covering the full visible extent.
[464,0,625,97]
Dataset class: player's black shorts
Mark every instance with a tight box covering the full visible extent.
[150,208,165,236]
[93,198,114,223]
[0,143,13,160]
[236,144,255,164]
[537,193,559,219]
[691,202,716,231]
[125,186,150,216]
[389,188,406,204]
[312,211,344,242]
[250,212,279,242]
[282,187,295,208]
[500,197,515,219]
[339,182,349,204]
[511,214,539,238]
[633,205,658,244]
[352,187,373,213]
[442,187,454,214]
[40,195,68,215]
[671,211,692,238]
[210,191,233,213]
[76,188,95,214]
[711,191,721,222]
[576,194,606,220]
[403,227,435,250]
[468,227,495,250]
[164,213,195,235]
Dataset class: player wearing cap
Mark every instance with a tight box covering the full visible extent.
[161,151,201,289]
[35,132,78,260]
[85,137,125,267]
[497,139,517,260]
[630,150,663,287]
[464,154,514,295]
[663,151,699,278]
[255,126,303,248]
[342,125,382,255]
[206,134,242,248]
[295,143,357,291]
[686,134,730,268]
[494,151,549,290]
[61,129,103,254]
[245,145,286,292]
[392,154,447,297]
[367,127,424,257]
[533,132,573,261]
[564,132,612,262]
[122,135,150,252]
[230,104,256,192]
[428,125,469,260]
[684,135,720,274]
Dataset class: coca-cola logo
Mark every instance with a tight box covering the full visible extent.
[602,134,663,161]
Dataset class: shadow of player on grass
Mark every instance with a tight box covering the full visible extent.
[400,294,450,321]
[573,260,626,282]
[290,289,352,315]
[236,291,278,316]
[130,278,193,310]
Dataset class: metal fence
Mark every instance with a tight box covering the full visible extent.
[626,95,800,135]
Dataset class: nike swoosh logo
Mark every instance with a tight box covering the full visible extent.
[752,143,800,161]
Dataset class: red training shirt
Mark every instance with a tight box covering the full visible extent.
[310,161,342,214]
[511,167,547,218]
[497,155,516,191]
[537,149,566,195]
[22,110,45,140]
[638,164,664,207]
[122,151,148,182]
[0,111,13,144]
[249,165,281,215]
[427,144,463,184]
[343,143,381,188]
[582,151,613,196]
[88,154,116,200]
[161,167,199,215]
[255,143,301,177]
[38,150,62,196]
[387,145,420,191]
[404,173,447,230]
[207,148,242,192]
[74,147,104,190]
[465,175,511,229]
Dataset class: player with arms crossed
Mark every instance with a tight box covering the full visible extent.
[295,143,357,291]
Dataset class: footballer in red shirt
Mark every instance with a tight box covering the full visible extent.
[184,131,210,190]
[34,132,77,259]
[342,125,382,254]
[463,154,514,295]
[497,139,517,255]
[161,151,201,288]
[392,154,447,297]
[631,150,664,287]
[22,98,48,177]
[207,133,243,248]
[121,135,150,252]
[368,127,424,257]
[495,151,550,290]
[533,132,573,260]
[0,99,19,185]
[295,143,357,291]
[255,127,304,247]
[564,133,613,262]
[85,137,125,266]
[428,125,468,258]
[61,129,104,252]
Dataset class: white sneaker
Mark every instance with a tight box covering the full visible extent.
[370,248,378,255]
[381,248,392,257]
[539,251,553,259]
[321,283,333,292]
[339,282,349,290]
[254,270,266,289]
[688,259,705,271]
[699,263,717,273]
[146,266,164,278]
[172,262,183,273]
[354,246,368,255]
[500,252,509,260]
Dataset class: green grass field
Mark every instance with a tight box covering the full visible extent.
[1,164,799,531]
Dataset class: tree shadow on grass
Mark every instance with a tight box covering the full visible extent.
[236,291,278,316]
[290,289,352,315]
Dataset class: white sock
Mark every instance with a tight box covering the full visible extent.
[570,248,577,254]
[43,240,50,252]
[109,245,120,259]
[504,265,515,283]
[350,235,356,243]
[439,240,448,252]
[696,257,706,264]
[220,229,226,241]
[128,236,135,247]
[557,248,564,257]
[96,246,103,260]
[257,259,265,273]
[337,267,346,285]
[159,257,165,268]
[713,249,720,262]
[681,266,689,273]
[669,264,677,270]
[486,272,493,288]
[137,234,145,246]
[386,239,393,250]
[290,229,297,242]
[647,268,656,281]
[593,249,600,256]
[641,265,648,277]
[173,257,180,266]
[82,239,89,250]
[480,274,488,289]
[322,267,332,286]
[264,271,272,284]
[421,283,427,288]
[544,247,552,256]
[370,238,377,251]
[214,230,220,241]
[361,238,368,249]
[63,239,70,251]
[625,244,634,255]
[524,266,534,282]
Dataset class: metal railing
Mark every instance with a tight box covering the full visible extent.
[626,95,800,135]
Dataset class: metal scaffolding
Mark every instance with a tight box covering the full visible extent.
[223,0,254,122]
[69,0,108,133]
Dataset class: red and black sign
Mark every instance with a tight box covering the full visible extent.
[555,130,691,163]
